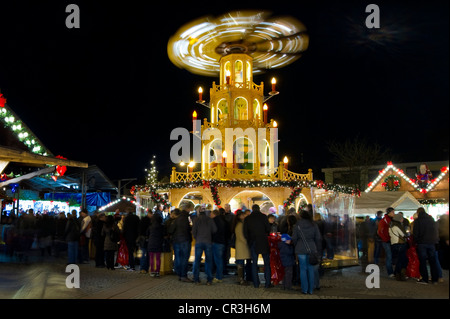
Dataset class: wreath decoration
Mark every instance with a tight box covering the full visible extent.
[381,174,401,191]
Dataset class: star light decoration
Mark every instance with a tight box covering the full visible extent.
[365,161,449,194]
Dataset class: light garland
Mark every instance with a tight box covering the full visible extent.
[135,179,360,197]
[0,97,50,156]
[98,196,148,212]
[365,161,449,194]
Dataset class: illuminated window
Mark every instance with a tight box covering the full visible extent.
[224,61,231,84]
[253,99,260,119]
[235,60,243,83]
[234,97,248,120]
[217,98,228,120]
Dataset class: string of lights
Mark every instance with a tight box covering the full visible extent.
[0,98,50,156]
[365,161,449,194]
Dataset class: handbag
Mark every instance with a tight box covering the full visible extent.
[298,224,320,266]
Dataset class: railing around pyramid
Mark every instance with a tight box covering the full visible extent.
[171,162,313,183]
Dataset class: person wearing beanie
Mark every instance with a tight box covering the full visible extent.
[389,213,408,281]
[278,234,295,290]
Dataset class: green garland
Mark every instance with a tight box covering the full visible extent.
[134,179,360,196]
[284,187,302,208]
[419,198,447,205]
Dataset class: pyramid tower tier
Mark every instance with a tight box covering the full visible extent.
[202,53,278,176]
[209,53,265,125]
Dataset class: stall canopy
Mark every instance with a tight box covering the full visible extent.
[354,191,422,216]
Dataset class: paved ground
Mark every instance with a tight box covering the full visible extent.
[1,252,448,301]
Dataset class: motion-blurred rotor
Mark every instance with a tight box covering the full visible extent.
[167,11,309,76]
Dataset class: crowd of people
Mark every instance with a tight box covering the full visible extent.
[358,207,449,284]
[1,202,448,293]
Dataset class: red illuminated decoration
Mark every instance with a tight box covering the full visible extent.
[0,94,6,107]
[54,155,68,181]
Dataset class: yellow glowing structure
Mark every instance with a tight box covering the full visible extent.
[167,10,312,184]
[167,11,309,77]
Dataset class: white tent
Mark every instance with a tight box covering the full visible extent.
[354,191,422,217]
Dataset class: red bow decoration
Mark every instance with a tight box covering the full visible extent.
[0,94,6,108]
[202,180,210,189]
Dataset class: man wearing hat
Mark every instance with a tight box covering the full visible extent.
[278,233,295,290]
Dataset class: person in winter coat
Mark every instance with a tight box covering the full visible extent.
[192,210,217,285]
[54,212,67,257]
[291,210,322,295]
[122,210,140,271]
[232,209,252,285]
[92,213,106,268]
[102,215,119,270]
[65,213,80,264]
[243,204,272,288]
[147,211,165,277]
[211,209,229,283]
[168,202,193,282]
[377,207,395,277]
[278,233,295,290]
[138,210,152,274]
[413,207,439,284]
[36,214,55,257]
[389,213,408,281]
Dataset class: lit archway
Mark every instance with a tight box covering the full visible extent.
[228,190,275,214]
[177,191,204,208]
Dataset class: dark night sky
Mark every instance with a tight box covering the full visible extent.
[0,0,448,183]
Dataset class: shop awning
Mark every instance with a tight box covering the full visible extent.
[354,191,422,216]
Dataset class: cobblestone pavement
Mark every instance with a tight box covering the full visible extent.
[1,254,448,300]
